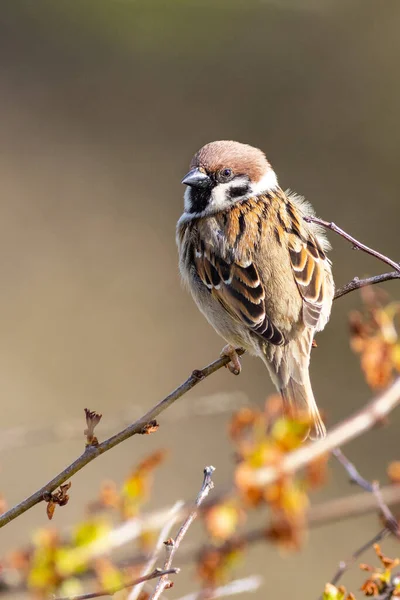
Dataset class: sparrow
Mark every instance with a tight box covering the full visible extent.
[176,140,334,439]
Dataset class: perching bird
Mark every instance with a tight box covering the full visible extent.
[176,140,334,439]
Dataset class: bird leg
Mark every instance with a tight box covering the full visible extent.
[220,344,243,375]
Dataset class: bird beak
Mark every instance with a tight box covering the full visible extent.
[181,168,211,188]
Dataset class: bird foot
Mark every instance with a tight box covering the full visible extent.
[220,345,243,375]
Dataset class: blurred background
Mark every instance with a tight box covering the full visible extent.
[0,0,400,597]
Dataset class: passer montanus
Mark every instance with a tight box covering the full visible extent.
[176,140,334,439]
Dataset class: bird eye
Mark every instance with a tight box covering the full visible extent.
[220,168,232,181]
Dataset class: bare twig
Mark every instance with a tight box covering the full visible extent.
[304,216,400,274]
[149,466,215,600]
[319,449,398,598]
[332,448,374,492]
[334,273,400,300]
[53,568,179,600]
[0,354,240,530]
[372,481,400,536]
[304,216,400,299]
[128,501,184,600]
[252,377,400,488]
[329,529,390,588]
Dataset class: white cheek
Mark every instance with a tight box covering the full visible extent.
[250,169,278,195]
[209,181,237,211]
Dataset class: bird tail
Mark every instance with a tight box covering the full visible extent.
[280,375,326,440]
[264,330,326,440]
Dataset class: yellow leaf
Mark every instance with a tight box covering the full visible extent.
[205,502,241,540]
[73,519,110,549]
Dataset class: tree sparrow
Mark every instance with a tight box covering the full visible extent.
[176,141,334,439]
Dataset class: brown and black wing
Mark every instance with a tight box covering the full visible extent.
[287,222,329,329]
[194,246,285,346]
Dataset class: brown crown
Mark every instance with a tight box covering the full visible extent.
[190,140,269,182]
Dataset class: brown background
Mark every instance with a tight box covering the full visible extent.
[0,1,400,597]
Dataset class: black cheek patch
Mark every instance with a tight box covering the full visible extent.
[228,184,250,199]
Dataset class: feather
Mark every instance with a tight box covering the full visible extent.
[193,239,285,346]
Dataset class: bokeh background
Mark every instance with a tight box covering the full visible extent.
[1,0,400,597]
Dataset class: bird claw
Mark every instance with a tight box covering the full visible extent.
[220,345,243,375]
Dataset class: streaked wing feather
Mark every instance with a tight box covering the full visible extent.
[289,234,327,328]
[194,250,284,346]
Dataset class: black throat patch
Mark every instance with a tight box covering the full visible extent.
[188,187,213,214]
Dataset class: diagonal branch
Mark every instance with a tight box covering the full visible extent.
[128,500,184,600]
[305,216,400,299]
[332,448,374,492]
[304,216,400,274]
[149,466,215,600]
[318,449,399,597]
[0,356,239,530]
[334,272,400,300]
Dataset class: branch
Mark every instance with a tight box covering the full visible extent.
[0,354,240,530]
[128,501,184,600]
[304,216,400,299]
[372,481,400,536]
[252,377,400,487]
[53,568,179,600]
[329,529,390,588]
[319,449,398,597]
[334,272,400,300]
[304,216,400,274]
[332,448,374,492]
[149,466,215,600]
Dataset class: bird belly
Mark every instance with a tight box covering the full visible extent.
[187,272,261,354]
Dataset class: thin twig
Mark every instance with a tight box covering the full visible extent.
[305,215,400,299]
[318,449,397,598]
[53,568,179,600]
[372,481,400,536]
[332,448,374,492]
[304,216,400,274]
[333,450,399,537]
[329,529,390,588]
[0,354,240,530]
[128,501,184,600]
[252,377,400,487]
[149,466,215,600]
[334,273,400,300]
